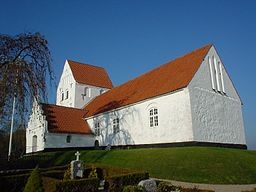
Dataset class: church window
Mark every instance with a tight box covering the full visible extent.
[100,89,104,95]
[66,90,69,99]
[66,135,71,143]
[149,108,158,127]
[94,122,100,136]
[208,56,216,90]
[219,62,226,93]
[213,56,221,92]
[113,118,120,133]
[61,92,64,101]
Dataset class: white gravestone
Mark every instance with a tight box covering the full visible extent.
[71,151,84,179]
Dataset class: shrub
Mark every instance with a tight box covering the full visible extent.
[123,185,144,192]
[106,172,149,192]
[55,178,99,192]
[63,166,71,181]
[41,170,65,180]
[0,173,30,192]
[157,182,181,192]
[23,167,44,192]
[88,166,98,178]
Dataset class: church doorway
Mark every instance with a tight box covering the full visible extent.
[32,135,37,152]
[94,140,99,149]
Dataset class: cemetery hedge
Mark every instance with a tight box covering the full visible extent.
[105,172,149,192]
[55,178,99,192]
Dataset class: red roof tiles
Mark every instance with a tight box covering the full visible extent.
[68,60,113,89]
[42,104,91,134]
[83,44,212,117]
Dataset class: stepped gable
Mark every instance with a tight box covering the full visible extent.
[68,60,113,89]
[83,44,212,117]
[42,103,91,134]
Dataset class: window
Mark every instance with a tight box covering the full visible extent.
[82,87,89,100]
[66,90,69,99]
[100,89,104,95]
[149,108,158,127]
[219,62,226,93]
[66,135,71,143]
[61,92,64,101]
[94,122,100,136]
[209,56,226,94]
[113,118,120,133]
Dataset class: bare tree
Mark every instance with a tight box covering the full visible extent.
[0,32,55,128]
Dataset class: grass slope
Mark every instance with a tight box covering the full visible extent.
[32,147,256,184]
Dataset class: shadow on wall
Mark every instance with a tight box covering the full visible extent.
[96,104,142,146]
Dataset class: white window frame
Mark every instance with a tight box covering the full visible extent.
[213,56,221,92]
[94,122,101,136]
[149,108,158,127]
[66,90,69,99]
[113,118,120,134]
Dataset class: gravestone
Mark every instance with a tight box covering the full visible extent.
[71,151,84,179]
[138,179,157,192]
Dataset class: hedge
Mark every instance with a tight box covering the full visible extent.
[55,178,99,192]
[0,173,30,192]
[106,172,149,192]
[41,170,65,180]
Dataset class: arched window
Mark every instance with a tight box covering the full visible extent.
[149,108,158,127]
[32,135,37,152]
[66,135,71,143]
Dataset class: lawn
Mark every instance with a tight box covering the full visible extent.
[21,147,256,184]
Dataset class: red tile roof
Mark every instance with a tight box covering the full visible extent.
[83,44,212,117]
[68,60,113,89]
[42,104,92,134]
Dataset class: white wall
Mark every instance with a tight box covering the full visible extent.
[44,133,95,149]
[56,60,76,108]
[74,83,109,109]
[26,102,46,153]
[87,88,193,146]
[188,46,246,145]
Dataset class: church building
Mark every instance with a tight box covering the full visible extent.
[26,44,247,153]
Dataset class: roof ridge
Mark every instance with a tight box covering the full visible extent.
[67,59,105,70]
[42,103,85,112]
[102,44,212,93]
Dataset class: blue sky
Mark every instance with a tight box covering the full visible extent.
[1,0,255,149]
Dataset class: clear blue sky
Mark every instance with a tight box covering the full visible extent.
[1,0,255,149]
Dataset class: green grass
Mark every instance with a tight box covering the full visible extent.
[25,147,256,184]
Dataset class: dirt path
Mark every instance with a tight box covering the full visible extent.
[152,178,256,192]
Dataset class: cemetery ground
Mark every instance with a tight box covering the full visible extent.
[0,147,256,191]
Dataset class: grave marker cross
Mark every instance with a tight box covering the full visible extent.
[75,151,80,161]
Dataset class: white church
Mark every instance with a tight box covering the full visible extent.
[26,44,247,153]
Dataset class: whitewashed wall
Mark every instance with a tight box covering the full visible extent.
[26,102,46,153]
[74,83,109,109]
[56,60,76,108]
[44,133,95,148]
[188,46,246,144]
[86,88,193,146]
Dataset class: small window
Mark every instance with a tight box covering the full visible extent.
[149,108,158,127]
[61,92,64,101]
[66,90,69,99]
[66,135,71,143]
[100,89,104,94]
[113,118,120,134]
[94,122,100,136]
